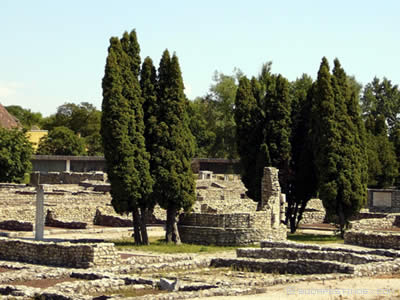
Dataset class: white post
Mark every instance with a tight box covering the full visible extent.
[35,184,45,240]
[66,159,71,172]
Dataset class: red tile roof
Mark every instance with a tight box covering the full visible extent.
[0,104,20,129]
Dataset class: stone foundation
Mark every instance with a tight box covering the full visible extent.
[344,230,400,250]
[0,237,119,268]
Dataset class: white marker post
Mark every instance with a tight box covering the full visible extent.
[35,184,45,240]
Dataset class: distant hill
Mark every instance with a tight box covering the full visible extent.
[0,103,21,129]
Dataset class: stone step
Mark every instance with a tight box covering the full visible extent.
[260,240,400,258]
[236,248,391,265]
[210,257,355,274]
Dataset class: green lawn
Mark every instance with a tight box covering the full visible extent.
[287,233,344,244]
[110,236,243,253]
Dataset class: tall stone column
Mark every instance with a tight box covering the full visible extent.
[35,184,45,240]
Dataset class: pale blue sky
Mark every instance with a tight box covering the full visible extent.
[0,0,399,116]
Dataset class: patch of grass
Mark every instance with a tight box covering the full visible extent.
[110,237,242,253]
[287,233,344,244]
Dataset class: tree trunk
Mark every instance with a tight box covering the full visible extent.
[166,207,181,244]
[132,207,142,245]
[140,207,149,245]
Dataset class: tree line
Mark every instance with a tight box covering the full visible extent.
[2,34,400,235]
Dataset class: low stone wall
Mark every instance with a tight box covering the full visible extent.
[344,230,400,250]
[260,240,400,258]
[236,248,389,265]
[349,214,400,230]
[178,226,268,246]
[179,212,266,229]
[45,210,87,229]
[178,212,285,246]
[210,258,355,274]
[93,209,133,227]
[0,220,33,231]
[0,237,119,268]
[30,171,107,185]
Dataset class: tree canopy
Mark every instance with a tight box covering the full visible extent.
[0,128,33,183]
[36,126,86,156]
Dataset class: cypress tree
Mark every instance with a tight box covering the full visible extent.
[312,57,368,235]
[311,57,340,230]
[152,50,196,244]
[235,76,268,203]
[286,75,317,232]
[139,56,158,244]
[265,75,292,193]
[101,31,153,245]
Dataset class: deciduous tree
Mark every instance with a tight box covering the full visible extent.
[0,128,33,183]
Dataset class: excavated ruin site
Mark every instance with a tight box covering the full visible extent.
[0,168,400,299]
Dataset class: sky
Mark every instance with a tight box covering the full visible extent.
[0,0,399,116]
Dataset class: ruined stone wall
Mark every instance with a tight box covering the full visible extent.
[259,167,286,240]
[179,167,287,245]
[349,214,400,230]
[344,230,400,250]
[299,199,326,225]
[0,238,119,268]
[193,177,257,213]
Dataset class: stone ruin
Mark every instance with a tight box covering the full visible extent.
[178,167,287,245]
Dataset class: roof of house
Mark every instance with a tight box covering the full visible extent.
[0,103,20,129]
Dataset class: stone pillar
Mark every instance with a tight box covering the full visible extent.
[35,184,45,240]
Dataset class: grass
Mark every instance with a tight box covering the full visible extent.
[287,233,344,244]
[110,236,243,253]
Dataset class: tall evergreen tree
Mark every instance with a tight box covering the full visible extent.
[286,74,317,232]
[311,57,367,235]
[235,76,268,203]
[265,75,292,193]
[101,31,153,245]
[152,50,196,244]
